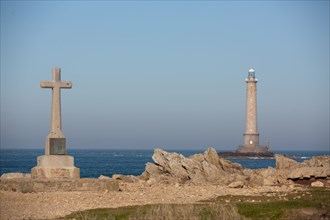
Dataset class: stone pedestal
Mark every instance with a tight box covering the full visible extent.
[31,155,80,179]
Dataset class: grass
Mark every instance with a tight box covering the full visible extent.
[65,203,244,220]
[234,188,330,220]
[65,188,330,220]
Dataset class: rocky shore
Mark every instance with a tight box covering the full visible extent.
[1,148,329,219]
[129,148,329,187]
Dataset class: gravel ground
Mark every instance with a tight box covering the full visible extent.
[0,182,302,220]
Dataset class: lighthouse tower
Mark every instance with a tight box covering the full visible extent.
[236,68,268,153]
[244,68,259,148]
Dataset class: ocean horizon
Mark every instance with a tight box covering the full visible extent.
[0,148,329,178]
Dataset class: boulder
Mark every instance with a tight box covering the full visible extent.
[245,170,265,187]
[98,175,111,179]
[254,167,292,186]
[275,154,330,181]
[311,181,324,187]
[302,156,330,168]
[258,167,278,186]
[228,181,244,188]
[288,167,330,179]
[204,148,222,169]
[201,160,222,182]
[140,162,168,181]
[219,158,244,172]
[112,174,139,183]
[145,162,165,175]
[275,154,299,170]
[152,149,191,182]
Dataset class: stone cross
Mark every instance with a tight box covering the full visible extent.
[41,67,72,155]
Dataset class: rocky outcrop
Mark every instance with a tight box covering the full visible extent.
[140,148,299,187]
[140,148,245,185]
[139,149,329,187]
[275,154,330,181]
[302,156,330,168]
[287,167,329,180]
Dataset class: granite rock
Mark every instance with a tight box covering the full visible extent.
[112,174,139,183]
[275,154,299,170]
[288,167,330,179]
[141,147,244,184]
[228,181,244,188]
[311,181,324,187]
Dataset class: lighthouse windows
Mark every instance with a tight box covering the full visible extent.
[250,140,253,145]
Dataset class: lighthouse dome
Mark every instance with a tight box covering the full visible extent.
[248,68,255,73]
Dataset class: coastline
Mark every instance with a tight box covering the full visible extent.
[1,149,329,178]
[1,149,329,219]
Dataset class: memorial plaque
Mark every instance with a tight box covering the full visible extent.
[49,138,66,155]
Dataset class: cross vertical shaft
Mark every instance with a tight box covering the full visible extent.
[51,68,62,135]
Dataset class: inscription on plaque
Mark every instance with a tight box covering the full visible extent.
[49,138,66,155]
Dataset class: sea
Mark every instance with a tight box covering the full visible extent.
[0,149,329,178]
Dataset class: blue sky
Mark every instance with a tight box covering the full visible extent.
[1,1,329,151]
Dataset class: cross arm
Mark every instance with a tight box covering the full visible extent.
[59,81,72,89]
[40,80,72,88]
[40,80,55,88]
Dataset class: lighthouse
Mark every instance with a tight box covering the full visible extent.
[236,68,269,153]
[244,68,259,148]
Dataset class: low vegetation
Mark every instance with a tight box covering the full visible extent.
[65,188,330,220]
[65,203,244,220]
[236,188,330,220]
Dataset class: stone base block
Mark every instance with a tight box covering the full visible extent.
[31,155,80,179]
[31,167,80,179]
